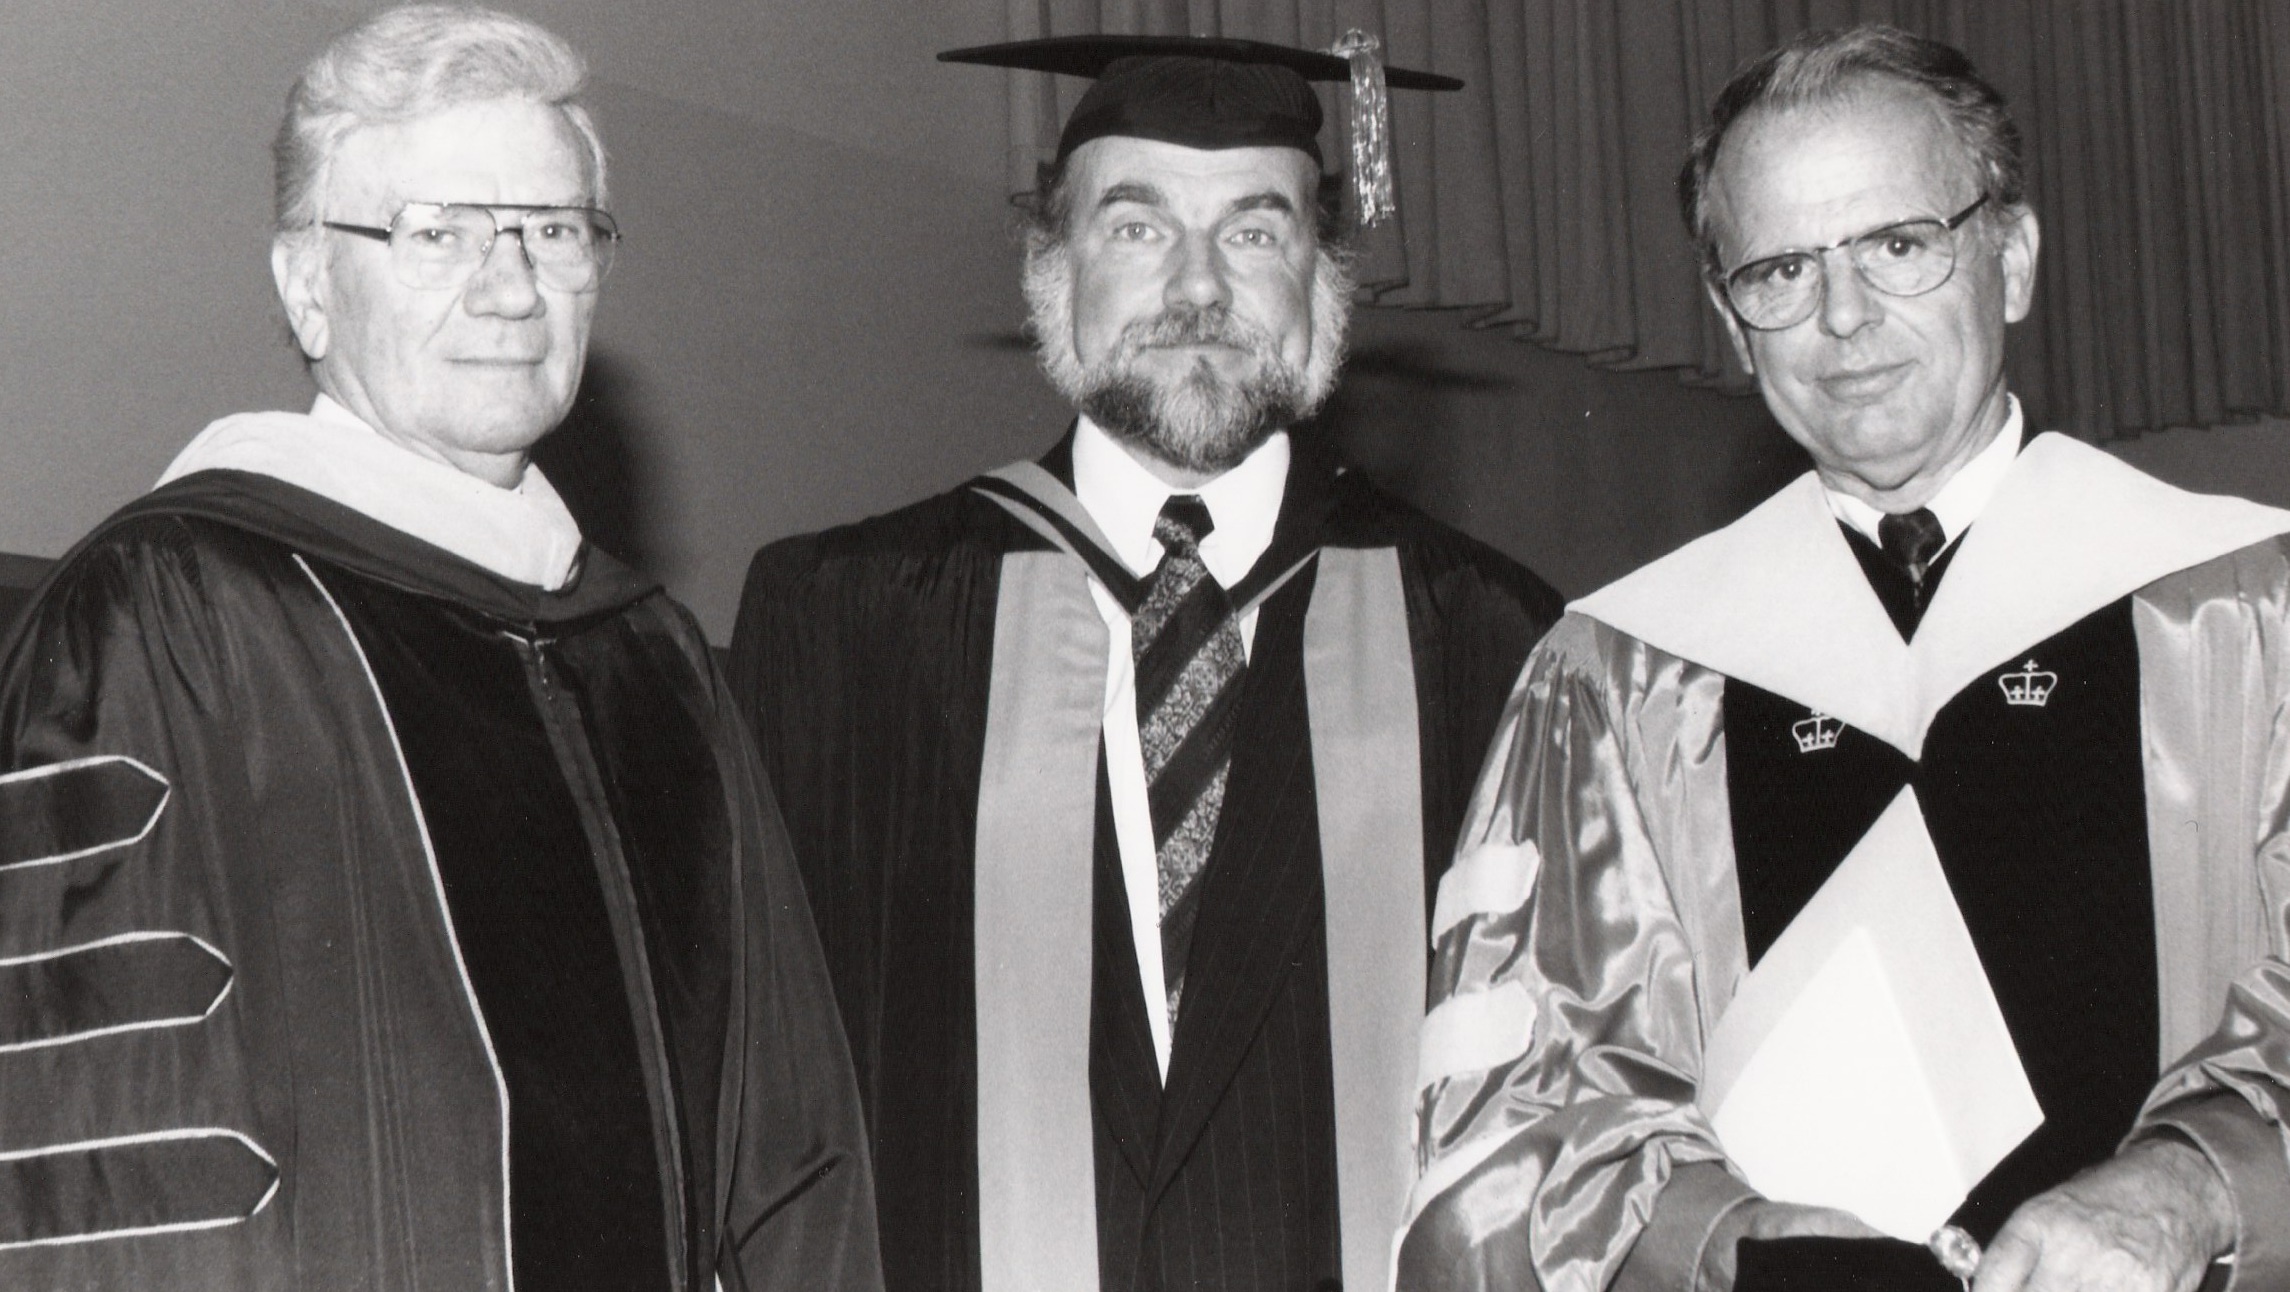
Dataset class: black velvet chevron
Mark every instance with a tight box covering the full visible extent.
[0,936,232,1050]
[0,758,168,872]
[0,1133,278,1248]
[1725,590,2156,1266]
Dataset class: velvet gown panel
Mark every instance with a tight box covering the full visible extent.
[0,471,881,1292]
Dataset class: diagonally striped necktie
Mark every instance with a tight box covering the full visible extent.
[1134,494,1247,1031]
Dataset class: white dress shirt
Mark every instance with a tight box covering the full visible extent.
[1071,416,1289,1079]
[1824,395,2025,549]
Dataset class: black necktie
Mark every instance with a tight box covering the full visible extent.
[1133,495,1246,1030]
[1879,507,1948,602]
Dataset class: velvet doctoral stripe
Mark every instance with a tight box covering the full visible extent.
[1920,603,2156,1238]
[318,571,673,1292]
[0,757,169,874]
[543,600,745,1287]
[1724,597,2156,1243]
[0,1132,280,1249]
[0,933,232,1052]
[1725,683,1915,966]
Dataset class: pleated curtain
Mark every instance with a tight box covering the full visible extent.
[999,0,2290,441]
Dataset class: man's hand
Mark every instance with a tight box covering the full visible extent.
[1971,1138,2233,1292]
[1698,1199,1883,1290]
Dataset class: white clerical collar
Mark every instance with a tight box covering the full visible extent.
[1824,396,2025,546]
[1071,415,1289,587]
[156,393,585,590]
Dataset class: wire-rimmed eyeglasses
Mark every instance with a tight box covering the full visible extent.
[1716,194,1989,332]
[322,202,621,293]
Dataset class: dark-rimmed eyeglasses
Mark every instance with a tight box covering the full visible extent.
[322,202,621,293]
[1716,194,1989,332]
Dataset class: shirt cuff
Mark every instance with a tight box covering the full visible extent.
[2142,1091,2290,1291]
[1610,1161,1759,1292]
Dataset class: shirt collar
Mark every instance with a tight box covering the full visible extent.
[1071,415,1289,587]
[155,393,585,590]
[1825,394,2024,546]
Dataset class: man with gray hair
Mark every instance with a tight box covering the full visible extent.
[1404,23,2290,1292]
[0,7,880,1289]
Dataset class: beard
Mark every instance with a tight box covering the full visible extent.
[1024,243,1354,477]
[1075,306,1308,476]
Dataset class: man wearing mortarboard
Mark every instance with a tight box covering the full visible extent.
[1405,24,2290,1292]
[728,33,1562,1292]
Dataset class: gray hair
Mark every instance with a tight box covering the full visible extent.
[273,4,607,233]
[1678,23,2024,274]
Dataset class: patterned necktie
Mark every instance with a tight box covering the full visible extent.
[1134,494,1247,1030]
[1878,506,1948,603]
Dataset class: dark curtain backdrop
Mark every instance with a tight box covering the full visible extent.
[1000,0,2290,441]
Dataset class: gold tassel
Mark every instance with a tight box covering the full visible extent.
[1329,29,1394,227]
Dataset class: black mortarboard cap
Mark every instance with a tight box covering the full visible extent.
[940,34,1463,224]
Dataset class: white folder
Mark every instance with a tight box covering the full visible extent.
[1698,787,2043,1241]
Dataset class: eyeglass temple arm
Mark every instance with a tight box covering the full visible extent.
[324,218,619,245]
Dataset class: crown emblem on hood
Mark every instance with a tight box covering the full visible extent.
[1791,711,1843,753]
[1999,659,2057,707]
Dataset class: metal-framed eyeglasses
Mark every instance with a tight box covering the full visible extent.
[1715,194,1990,332]
[322,202,621,293]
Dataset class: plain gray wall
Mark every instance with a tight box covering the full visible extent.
[2,0,2283,641]
[0,0,1068,640]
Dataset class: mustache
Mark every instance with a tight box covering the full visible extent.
[1117,305,1274,356]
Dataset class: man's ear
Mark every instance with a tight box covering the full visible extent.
[272,234,330,361]
[1997,203,2041,325]
[1705,279,1756,377]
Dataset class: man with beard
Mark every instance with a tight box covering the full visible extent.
[728,35,1561,1292]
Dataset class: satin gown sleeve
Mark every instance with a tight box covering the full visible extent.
[0,515,324,1288]
[1397,613,1753,1292]
[2125,538,2290,1290]
[1405,548,2290,1292]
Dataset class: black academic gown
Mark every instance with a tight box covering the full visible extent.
[730,435,1560,1292]
[0,469,881,1292]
